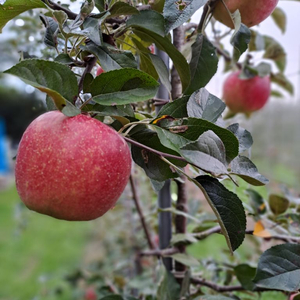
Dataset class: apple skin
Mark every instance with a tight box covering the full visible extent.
[214,0,279,28]
[15,111,132,221]
[222,71,271,114]
[96,66,104,76]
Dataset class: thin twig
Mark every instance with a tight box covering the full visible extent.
[129,175,156,250]
[124,137,187,163]
[190,277,245,292]
[139,248,180,257]
[192,226,222,240]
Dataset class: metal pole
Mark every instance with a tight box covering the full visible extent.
[155,48,173,271]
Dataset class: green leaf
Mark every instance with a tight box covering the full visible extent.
[184,35,218,96]
[54,53,74,65]
[194,176,246,252]
[61,101,81,117]
[157,271,181,300]
[139,52,159,79]
[127,10,166,37]
[4,59,78,111]
[82,16,103,46]
[264,36,286,72]
[230,156,269,186]
[149,53,172,93]
[234,264,256,290]
[179,270,191,299]
[132,27,191,92]
[40,14,59,49]
[90,68,159,105]
[249,30,265,52]
[82,42,137,71]
[271,72,294,95]
[227,123,253,153]
[170,253,200,267]
[153,118,239,162]
[109,1,139,17]
[0,0,46,33]
[269,194,289,215]
[95,0,105,12]
[83,103,134,117]
[230,11,251,62]
[163,0,208,33]
[271,7,286,34]
[129,126,186,182]
[253,243,300,292]
[180,131,228,176]
[187,88,225,123]
[132,145,180,181]
[246,189,267,215]
[131,37,171,90]
[100,296,124,300]
[157,96,189,118]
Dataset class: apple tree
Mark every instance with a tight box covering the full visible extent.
[1,0,300,299]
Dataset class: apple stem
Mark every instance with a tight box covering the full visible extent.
[118,120,150,135]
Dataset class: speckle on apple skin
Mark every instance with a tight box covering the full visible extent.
[15,111,132,221]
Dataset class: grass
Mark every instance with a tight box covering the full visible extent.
[0,185,93,300]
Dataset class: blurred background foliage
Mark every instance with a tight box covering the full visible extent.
[0,2,300,300]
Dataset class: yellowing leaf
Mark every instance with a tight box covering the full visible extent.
[253,220,271,238]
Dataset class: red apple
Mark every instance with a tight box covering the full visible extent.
[213,0,279,28]
[149,44,155,54]
[15,111,131,221]
[85,287,97,300]
[290,293,300,300]
[96,66,104,76]
[222,70,271,114]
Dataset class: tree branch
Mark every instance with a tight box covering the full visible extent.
[129,175,156,250]
[175,180,188,273]
[171,26,184,100]
[42,0,77,20]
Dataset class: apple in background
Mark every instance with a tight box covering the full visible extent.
[149,44,155,54]
[84,287,97,300]
[222,70,271,114]
[290,293,300,300]
[213,0,279,28]
[15,111,132,221]
[96,66,104,76]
